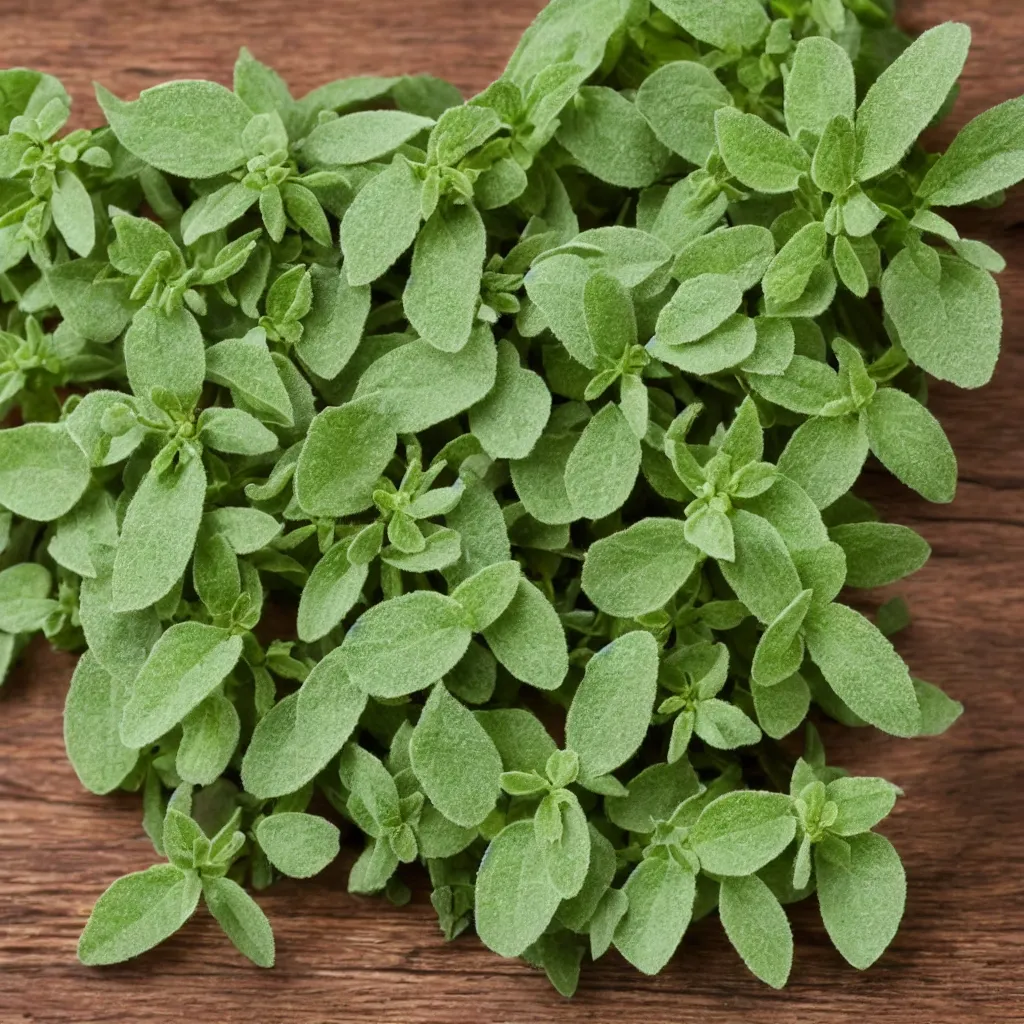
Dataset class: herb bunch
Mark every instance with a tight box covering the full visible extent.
[0,0,1021,995]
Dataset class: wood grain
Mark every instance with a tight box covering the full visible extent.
[1,2,1022,1021]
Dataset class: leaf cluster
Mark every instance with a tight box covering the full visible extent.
[0,0,1013,991]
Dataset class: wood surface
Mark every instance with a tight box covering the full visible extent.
[0,1,1022,1021]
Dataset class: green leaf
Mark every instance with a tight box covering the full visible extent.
[283,179,335,245]
[197,407,278,456]
[863,388,957,502]
[685,506,734,562]
[918,97,1024,207]
[740,477,828,555]
[565,403,641,520]
[855,23,971,182]
[751,672,811,740]
[656,274,743,346]
[340,742,402,836]
[429,104,502,165]
[450,560,521,632]
[63,651,139,795]
[79,567,161,685]
[510,431,577,526]
[181,182,258,246]
[202,876,275,968]
[241,648,366,798]
[747,355,843,415]
[690,791,796,876]
[477,707,558,775]
[475,820,562,958]
[382,526,461,572]
[825,776,898,836]
[715,108,810,194]
[205,507,282,554]
[672,225,775,292]
[348,835,399,894]
[777,415,868,510]
[636,61,733,167]
[583,271,636,361]
[176,692,239,786]
[721,398,764,466]
[410,682,502,828]
[834,234,869,297]
[751,589,813,688]
[605,759,701,833]
[574,225,673,289]
[51,169,95,257]
[295,399,396,517]
[816,832,905,968]
[109,213,182,277]
[523,254,596,368]
[66,391,148,468]
[651,0,769,50]
[784,37,855,140]
[297,542,368,642]
[404,201,486,353]
[719,510,803,625]
[614,856,695,975]
[206,328,294,428]
[124,305,205,412]
[340,156,423,285]
[582,518,698,618]
[354,322,497,433]
[0,562,54,633]
[297,266,370,381]
[97,80,252,178]
[590,888,629,960]
[303,110,432,165]
[469,339,551,460]
[557,824,617,931]
[483,578,568,691]
[830,522,931,588]
[120,622,243,748]
[695,698,761,750]
[719,873,793,988]
[881,250,1000,389]
[539,792,591,899]
[505,0,629,87]
[565,630,658,781]
[556,87,669,188]
[649,313,756,375]
[803,602,921,737]
[342,590,472,698]
[256,813,340,878]
[913,678,963,736]
[762,222,826,307]
[234,48,293,122]
[0,423,90,522]
[812,116,857,196]
[443,471,510,585]
[112,453,206,612]
[78,864,201,965]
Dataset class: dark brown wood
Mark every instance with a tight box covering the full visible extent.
[1,1,1022,1021]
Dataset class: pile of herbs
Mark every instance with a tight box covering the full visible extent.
[0,0,1020,995]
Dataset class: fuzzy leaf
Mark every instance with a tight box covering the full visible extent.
[410,682,502,827]
[256,813,340,878]
[565,630,659,781]
[816,832,905,969]
[78,865,201,965]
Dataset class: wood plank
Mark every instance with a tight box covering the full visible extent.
[1,2,1022,1021]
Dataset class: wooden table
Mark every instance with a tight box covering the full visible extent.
[1,1,1022,1021]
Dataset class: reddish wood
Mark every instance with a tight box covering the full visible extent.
[0,2,1022,1021]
